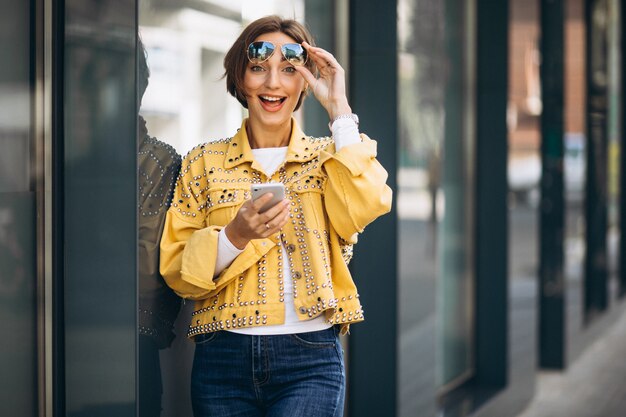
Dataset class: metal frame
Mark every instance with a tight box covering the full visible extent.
[618,2,626,299]
[584,0,610,320]
[334,0,350,86]
[473,0,509,387]
[539,0,566,369]
[437,0,478,397]
[463,0,477,390]
[346,1,398,416]
[34,0,55,415]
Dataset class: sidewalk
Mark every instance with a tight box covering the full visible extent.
[516,307,626,417]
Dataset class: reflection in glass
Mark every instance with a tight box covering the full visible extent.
[507,0,539,400]
[137,38,183,417]
[0,1,37,415]
[397,0,474,415]
[559,0,586,361]
[583,0,610,320]
[605,0,620,300]
[63,2,137,414]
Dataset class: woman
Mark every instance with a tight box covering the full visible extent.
[160,15,392,417]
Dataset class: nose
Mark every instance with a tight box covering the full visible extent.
[264,66,281,89]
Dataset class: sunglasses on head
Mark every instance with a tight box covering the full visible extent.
[247,41,308,66]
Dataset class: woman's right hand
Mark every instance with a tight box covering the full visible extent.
[224,193,290,250]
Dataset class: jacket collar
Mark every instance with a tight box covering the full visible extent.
[224,118,323,169]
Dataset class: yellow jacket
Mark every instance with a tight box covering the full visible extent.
[160,119,392,337]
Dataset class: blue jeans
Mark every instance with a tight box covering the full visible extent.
[191,326,345,417]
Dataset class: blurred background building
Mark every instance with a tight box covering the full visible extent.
[1,0,625,416]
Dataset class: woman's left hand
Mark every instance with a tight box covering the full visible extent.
[295,42,352,120]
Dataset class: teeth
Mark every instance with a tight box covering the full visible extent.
[261,96,282,102]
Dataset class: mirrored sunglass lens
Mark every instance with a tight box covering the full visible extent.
[281,44,307,65]
[248,42,275,63]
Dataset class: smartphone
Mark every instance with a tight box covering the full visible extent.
[251,182,286,213]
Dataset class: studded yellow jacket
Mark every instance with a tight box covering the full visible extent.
[160,118,392,337]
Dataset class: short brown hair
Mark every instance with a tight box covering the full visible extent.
[224,15,316,111]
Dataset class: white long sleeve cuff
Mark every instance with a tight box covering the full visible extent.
[331,117,361,151]
[214,227,245,277]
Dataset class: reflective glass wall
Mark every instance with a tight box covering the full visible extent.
[506,0,539,399]
[605,0,621,303]
[564,0,588,356]
[0,1,37,415]
[63,1,137,415]
[566,0,622,362]
[397,0,475,415]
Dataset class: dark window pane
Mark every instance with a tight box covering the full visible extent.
[0,0,37,415]
[397,0,475,414]
[63,2,137,415]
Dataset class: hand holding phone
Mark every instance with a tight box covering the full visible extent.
[225,182,289,249]
[251,183,286,213]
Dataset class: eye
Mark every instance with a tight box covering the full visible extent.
[250,65,265,72]
[283,66,296,73]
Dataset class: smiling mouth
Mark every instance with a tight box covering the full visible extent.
[260,95,287,105]
[258,95,287,112]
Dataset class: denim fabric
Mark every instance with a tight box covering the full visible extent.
[191,326,345,417]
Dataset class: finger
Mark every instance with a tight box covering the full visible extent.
[307,51,333,70]
[302,43,330,65]
[293,66,317,87]
[254,221,270,235]
[301,41,318,52]
[237,199,254,219]
[302,41,333,58]
[250,192,275,213]
[304,45,341,69]
[301,42,330,71]
[276,206,291,227]
[241,196,262,211]
[264,209,290,236]
[259,199,289,223]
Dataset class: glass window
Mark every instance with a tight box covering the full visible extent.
[63,2,137,414]
[0,1,37,415]
[564,0,587,354]
[507,0,539,393]
[606,0,620,301]
[397,0,475,415]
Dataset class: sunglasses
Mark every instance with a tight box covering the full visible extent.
[247,41,308,66]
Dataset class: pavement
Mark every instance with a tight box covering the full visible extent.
[516,306,626,417]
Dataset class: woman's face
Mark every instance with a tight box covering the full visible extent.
[243,31,306,129]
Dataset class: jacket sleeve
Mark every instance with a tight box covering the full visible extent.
[159,153,275,300]
[137,136,182,348]
[319,134,393,243]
